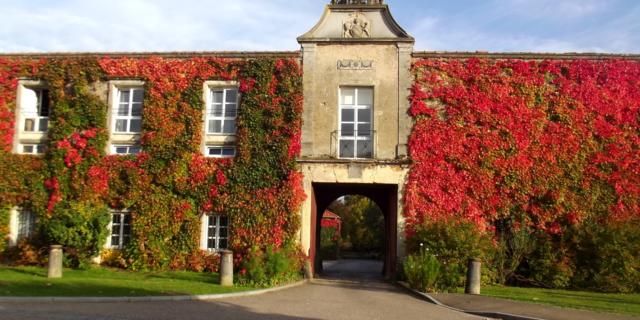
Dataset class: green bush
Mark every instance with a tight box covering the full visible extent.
[238,243,304,287]
[404,248,440,292]
[408,218,492,290]
[519,233,573,289]
[569,219,640,293]
[39,202,110,268]
[492,214,536,285]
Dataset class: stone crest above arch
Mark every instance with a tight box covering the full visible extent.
[298,1,413,43]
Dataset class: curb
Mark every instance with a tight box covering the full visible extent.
[396,281,547,320]
[0,279,308,303]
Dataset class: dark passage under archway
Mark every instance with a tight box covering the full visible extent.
[310,183,398,279]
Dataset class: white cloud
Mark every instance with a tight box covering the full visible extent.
[0,0,638,54]
[0,0,319,52]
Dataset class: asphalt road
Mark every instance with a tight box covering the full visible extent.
[0,260,482,320]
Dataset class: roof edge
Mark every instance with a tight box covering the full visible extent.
[413,51,640,60]
[0,51,301,59]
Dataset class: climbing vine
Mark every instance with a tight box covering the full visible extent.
[406,58,640,291]
[0,56,305,271]
[406,58,640,234]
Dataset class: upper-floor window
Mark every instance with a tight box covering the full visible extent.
[206,215,229,251]
[110,210,131,249]
[20,87,50,133]
[206,88,238,135]
[339,87,373,159]
[113,87,143,134]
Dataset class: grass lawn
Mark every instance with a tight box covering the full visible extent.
[480,285,640,316]
[0,265,255,297]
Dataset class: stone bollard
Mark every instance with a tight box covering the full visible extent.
[47,245,63,279]
[219,250,234,286]
[465,258,481,295]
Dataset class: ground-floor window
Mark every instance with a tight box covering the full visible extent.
[17,209,36,241]
[206,215,229,251]
[205,146,236,158]
[111,145,141,155]
[20,144,46,155]
[110,211,131,249]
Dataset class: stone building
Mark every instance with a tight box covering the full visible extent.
[3,0,639,278]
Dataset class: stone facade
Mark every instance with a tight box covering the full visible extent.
[297,2,413,273]
[3,0,639,277]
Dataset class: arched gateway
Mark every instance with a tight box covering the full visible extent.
[296,0,414,278]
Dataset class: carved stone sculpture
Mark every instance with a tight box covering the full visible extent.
[343,13,371,38]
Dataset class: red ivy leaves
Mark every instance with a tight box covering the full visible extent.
[44,177,61,213]
[406,58,640,237]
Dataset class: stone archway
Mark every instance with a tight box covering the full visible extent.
[309,182,398,279]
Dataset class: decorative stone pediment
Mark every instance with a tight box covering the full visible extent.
[298,1,413,43]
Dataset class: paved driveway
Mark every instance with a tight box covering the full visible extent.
[0,281,481,320]
[0,260,481,320]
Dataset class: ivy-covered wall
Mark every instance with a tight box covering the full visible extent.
[406,58,640,291]
[0,56,305,270]
[407,58,640,234]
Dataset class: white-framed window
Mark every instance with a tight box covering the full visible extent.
[205,215,228,251]
[20,87,50,133]
[20,143,46,155]
[112,87,143,134]
[339,87,373,159]
[206,87,238,135]
[111,145,141,155]
[205,146,236,158]
[16,209,36,242]
[110,211,131,249]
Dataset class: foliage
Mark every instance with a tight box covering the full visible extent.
[407,58,640,232]
[40,202,110,268]
[0,205,9,257]
[319,226,339,260]
[99,249,128,269]
[408,58,640,292]
[407,218,493,291]
[0,56,305,281]
[403,247,440,293]
[569,218,640,293]
[493,213,536,285]
[4,240,46,266]
[327,195,384,255]
[238,243,305,287]
[519,233,573,289]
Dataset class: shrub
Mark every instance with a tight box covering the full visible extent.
[407,218,492,290]
[403,246,440,292]
[569,219,640,293]
[40,202,110,268]
[4,240,46,266]
[518,233,573,289]
[100,249,128,269]
[492,214,536,285]
[238,243,305,287]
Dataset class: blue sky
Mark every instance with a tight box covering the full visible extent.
[0,0,638,53]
